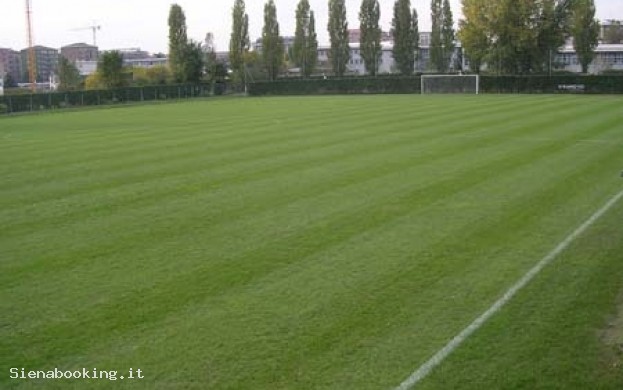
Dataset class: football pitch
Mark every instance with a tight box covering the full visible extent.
[1,95,622,389]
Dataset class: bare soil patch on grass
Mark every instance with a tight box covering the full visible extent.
[600,290,623,375]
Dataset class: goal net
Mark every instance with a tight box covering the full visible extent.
[421,75,480,94]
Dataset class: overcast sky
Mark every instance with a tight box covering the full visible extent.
[1,0,621,53]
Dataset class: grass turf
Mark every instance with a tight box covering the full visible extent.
[1,95,622,389]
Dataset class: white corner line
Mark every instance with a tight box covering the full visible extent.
[394,187,623,390]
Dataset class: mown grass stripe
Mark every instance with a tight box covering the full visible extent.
[2,95,622,390]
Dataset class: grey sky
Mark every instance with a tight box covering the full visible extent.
[1,0,621,53]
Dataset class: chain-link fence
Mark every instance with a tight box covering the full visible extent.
[0,83,217,115]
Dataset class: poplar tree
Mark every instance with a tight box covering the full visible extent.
[293,0,318,77]
[430,0,454,72]
[328,0,350,76]
[391,0,417,75]
[230,0,250,83]
[359,0,382,75]
[441,0,455,71]
[168,4,188,82]
[430,0,443,72]
[262,0,284,80]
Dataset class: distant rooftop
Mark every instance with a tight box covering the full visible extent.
[61,42,97,49]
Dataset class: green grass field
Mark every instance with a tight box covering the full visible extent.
[1,95,622,389]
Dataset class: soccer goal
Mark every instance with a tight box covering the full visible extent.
[421,75,480,94]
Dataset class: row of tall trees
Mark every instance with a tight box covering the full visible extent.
[232,0,430,79]
[248,0,601,78]
[459,0,600,74]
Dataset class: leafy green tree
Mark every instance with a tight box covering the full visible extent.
[84,72,104,90]
[328,0,350,76]
[430,0,443,72]
[359,0,382,76]
[570,0,600,73]
[230,0,250,84]
[168,4,188,82]
[98,51,126,88]
[262,0,285,81]
[441,0,455,72]
[181,40,205,83]
[458,0,489,73]
[459,0,572,75]
[243,51,269,81]
[132,65,172,86]
[58,57,82,91]
[293,0,318,77]
[391,0,417,75]
[531,0,571,74]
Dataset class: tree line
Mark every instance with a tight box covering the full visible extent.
[460,0,600,74]
[58,0,603,91]
[230,0,600,81]
[228,0,448,80]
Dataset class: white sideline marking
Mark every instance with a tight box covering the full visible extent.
[395,187,623,390]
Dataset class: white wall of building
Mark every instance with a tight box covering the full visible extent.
[557,43,623,74]
[75,60,98,76]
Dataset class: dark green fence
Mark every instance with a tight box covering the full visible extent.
[0,84,213,114]
[480,75,623,94]
[249,76,422,96]
[248,75,623,96]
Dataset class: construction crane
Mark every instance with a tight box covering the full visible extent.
[25,0,36,92]
[71,23,101,46]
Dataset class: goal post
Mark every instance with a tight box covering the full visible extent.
[421,75,480,95]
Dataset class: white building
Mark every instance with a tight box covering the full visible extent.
[124,57,167,68]
[75,60,98,76]
[316,38,621,76]
[557,42,623,74]
[316,35,463,76]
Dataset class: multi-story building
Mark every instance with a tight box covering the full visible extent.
[0,48,22,83]
[556,42,623,73]
[60,43,99,63]
[124,57,167,68]
[20,46,59,82]
[252,36,296,55]
[316,32,462,75]
[115,48,150,60]
[75,60,98,76]
[347,29,392,44]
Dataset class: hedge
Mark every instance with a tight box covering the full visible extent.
[0,83,213,114]
[249,77,422,96]
[248,75,623,96]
